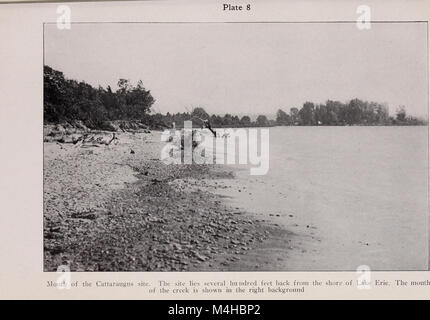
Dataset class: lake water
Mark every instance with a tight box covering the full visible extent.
[206,126,429,271]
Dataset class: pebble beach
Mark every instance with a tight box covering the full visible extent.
[43,131,278,271]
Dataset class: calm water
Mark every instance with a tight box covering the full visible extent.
[208,126,429,270]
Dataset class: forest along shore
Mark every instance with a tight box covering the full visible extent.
[43,129,282,271]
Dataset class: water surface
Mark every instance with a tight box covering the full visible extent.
[208,126,429,271]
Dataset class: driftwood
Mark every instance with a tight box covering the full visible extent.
[49,132,118,147]
[48,134,84,144]
[80,133,118,147]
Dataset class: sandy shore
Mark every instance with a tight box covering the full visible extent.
[43,131,282,271]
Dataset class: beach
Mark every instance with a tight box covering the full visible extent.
[44,126,429,272]
[43,130,278,271]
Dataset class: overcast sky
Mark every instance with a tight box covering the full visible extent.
[45,22,428,118]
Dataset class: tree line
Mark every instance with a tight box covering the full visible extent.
[275,100,426,126]
[44,65,426,130]
[44,65,156,129]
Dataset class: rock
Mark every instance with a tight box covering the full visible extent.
[71,210,97,220]
[45,245,64,255]
[172,243,182,251]
[195,253,207,262]
[50,226,61,232]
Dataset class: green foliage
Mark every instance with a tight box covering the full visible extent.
[240,116,251,126]
[44,65,155,129]
[276,109,291,125]
[256,115,269,127]
[191,107,210,120]
[45,66,426,129]
[298,102,315,125]
[276,99,426,126]
[396,106,407,121]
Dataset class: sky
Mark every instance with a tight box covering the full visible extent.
[45,22,428,118]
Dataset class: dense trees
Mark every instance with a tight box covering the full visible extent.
[44,66,275,129]
[165,110,270,128]
[298,102,315,125]
[275,99,426,126]
[256,115,269,127]
[44,65,426,129]
[240,116,251,126]
[396,106,406,122]
[44,65,155,129]
[276,109,290,125]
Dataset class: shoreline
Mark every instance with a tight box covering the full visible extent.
[43,131,280,271]
[44,126,428,271]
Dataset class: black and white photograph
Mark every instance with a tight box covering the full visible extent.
[43,21,428,272]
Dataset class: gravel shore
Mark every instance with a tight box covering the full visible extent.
[43,131,276,271]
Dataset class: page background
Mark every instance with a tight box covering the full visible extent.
[0,0,429,299]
